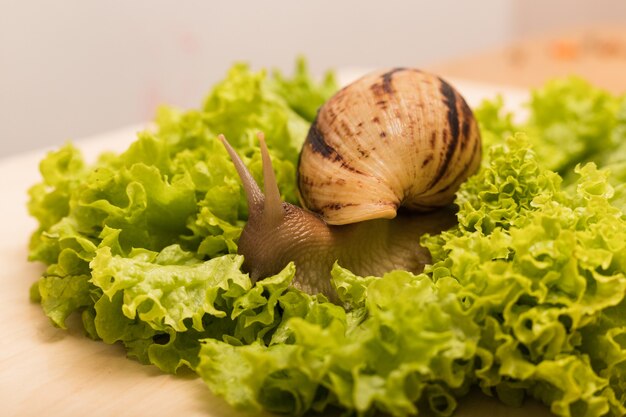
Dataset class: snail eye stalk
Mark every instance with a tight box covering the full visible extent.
[218,133,284,226]
[218,134,264,213]
[258,132,284,226]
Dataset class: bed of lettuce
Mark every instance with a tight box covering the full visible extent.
[28,61,626,417]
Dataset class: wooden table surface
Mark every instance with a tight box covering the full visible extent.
[429,26,626,94]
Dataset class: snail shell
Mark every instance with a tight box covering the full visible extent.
[298,68,482,225]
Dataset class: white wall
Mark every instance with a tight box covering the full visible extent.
[0,0,514,158]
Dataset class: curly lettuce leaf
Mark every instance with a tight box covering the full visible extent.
[90,246,250,332]
[28,65,626,417]
[270,57,337,121]
[476,77,626,179]
[424,136,626,416]
[88,242,302,373]
[197,268,480,417]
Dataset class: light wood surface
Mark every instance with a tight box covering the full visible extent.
[429,26,626,94]
[0,92,556,417]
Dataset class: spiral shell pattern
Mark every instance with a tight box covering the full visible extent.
[297,68,482,225]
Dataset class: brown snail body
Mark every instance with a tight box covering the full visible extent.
[220,68,481,302]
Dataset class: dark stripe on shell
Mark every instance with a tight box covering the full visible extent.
[462,121,470,147]
[304,119,368,176]
[439,77,460,146]
[431,133,481,196]
[339,161,366,175]
[429,78,461,187]
[370,82,384,97]
[382,67,407,94]
[306,120,336,158]
[320,202,358,211]
[460,98,474,149]
[470,131,481,162]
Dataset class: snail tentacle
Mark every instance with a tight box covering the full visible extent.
[257,132,284,227]
[218,134,264,215]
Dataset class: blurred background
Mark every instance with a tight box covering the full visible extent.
[1,0,626,158]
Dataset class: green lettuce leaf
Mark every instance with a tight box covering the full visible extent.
[269,57,338,121]
[90,246,250,332]
[197,268,479,416]
[28,64,626,417]
[424,136,626,416]
[476,77,626,180]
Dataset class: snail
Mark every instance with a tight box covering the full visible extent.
[219,68,481,303]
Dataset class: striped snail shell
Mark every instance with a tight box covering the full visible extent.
[297,68,482,225]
